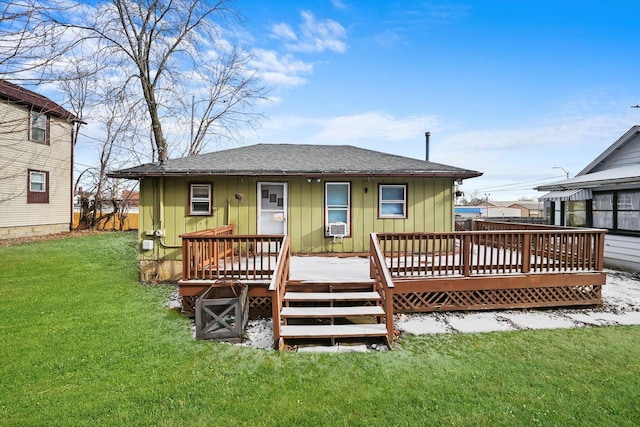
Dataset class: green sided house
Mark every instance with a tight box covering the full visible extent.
[109,143,482,281]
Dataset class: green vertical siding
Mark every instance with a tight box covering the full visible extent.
[138,175,455,260]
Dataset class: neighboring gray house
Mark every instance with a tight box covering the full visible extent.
[537,125,640,272]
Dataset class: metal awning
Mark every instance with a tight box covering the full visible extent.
[538,188,592,201]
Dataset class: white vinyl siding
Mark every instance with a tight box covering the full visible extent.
[0,100,72,229]
[603,234,640,272]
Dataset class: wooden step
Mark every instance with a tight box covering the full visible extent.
[280,324,388,339]
[281,306,385,318]
[284,291,381,302]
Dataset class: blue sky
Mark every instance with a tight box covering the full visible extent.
[229,0,640,200]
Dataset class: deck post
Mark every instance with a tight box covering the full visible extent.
[181,238,190,281]
[369,233,376,279]
[595,231,605,271]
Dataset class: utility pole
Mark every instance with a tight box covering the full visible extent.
[553,166,569,179]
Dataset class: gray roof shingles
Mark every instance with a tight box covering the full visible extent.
[109,143,482,179]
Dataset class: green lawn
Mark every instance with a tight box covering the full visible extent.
[1,232,639,426]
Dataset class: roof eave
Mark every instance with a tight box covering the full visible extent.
[537,176,640,191]
[108,170,483,180]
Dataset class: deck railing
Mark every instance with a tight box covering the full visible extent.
[375,227,606,277]
[473,219,569,232]
[369,233,396,344]
[180,226,285,281]
[269,235,291,349]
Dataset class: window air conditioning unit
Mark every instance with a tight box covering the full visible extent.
[327,222,347,243]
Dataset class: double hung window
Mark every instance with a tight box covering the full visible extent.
[379,184,407,218]
[27,170,49,203]
[325,182,350,236]
[592,193,613,229]
[30,111,48,144]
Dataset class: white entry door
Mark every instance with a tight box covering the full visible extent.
[257,182,287,235]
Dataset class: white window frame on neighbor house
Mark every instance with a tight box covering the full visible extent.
[379,184,407,218]
[27,169,49,204]
[29,170,46,192]
[30,111,48,144]
[592,190,640,234]
[325,182,351,237]
[189,183,212,215]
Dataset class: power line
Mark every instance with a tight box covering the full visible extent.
[464,175,565,193]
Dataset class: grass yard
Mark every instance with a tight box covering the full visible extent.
[1,232,639,426]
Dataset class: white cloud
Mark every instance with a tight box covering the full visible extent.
[314,112,440,142]
[440,114,631,152]
[331,0,348,11]
[440,112,636,200]
[373,29,405,49]
[271,11,347,54]
[271,23,297,42]
[246,111,442,160]
[250,48,313,87]
[247,106,637,201]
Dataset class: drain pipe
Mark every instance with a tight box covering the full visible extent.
[157,177,181,249]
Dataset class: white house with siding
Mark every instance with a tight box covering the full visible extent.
[537,125,640,272]
[0,80,82,239]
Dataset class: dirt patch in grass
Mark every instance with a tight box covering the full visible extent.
[0,230,121,247]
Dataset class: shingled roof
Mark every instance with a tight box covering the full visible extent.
[109,143,482,179]
[0,80,82,122]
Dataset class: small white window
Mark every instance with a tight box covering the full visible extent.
[29,171,46,192]
[190,183,212,215]
[325,182,350,236]
[30,111,47,143]
[379,184,407,218]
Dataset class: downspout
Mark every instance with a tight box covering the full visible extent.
[69,124,74,231]
[157,176,181,248]
[158,176,164,235]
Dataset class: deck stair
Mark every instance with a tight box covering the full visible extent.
[279,282,389,347]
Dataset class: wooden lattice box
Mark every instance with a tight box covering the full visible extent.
[195,282,249,341]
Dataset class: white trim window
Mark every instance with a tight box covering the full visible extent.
[30,111,47,143]
[325,182,350,236]
[379,184,407,218]
[29,171,46,192]
[27,169,49,204]
[189,183,212,215]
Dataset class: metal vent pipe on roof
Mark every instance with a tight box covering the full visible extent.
[425,131,430,161]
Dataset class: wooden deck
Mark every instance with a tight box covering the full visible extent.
[177,222,607,348]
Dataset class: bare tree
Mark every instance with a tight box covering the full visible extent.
[0,0,83,83]
[52,0,266,162]
[58,56,143,229]
[75,84,141,230]
[186,46,265,156]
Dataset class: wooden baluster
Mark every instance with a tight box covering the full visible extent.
[462,234,471,277]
